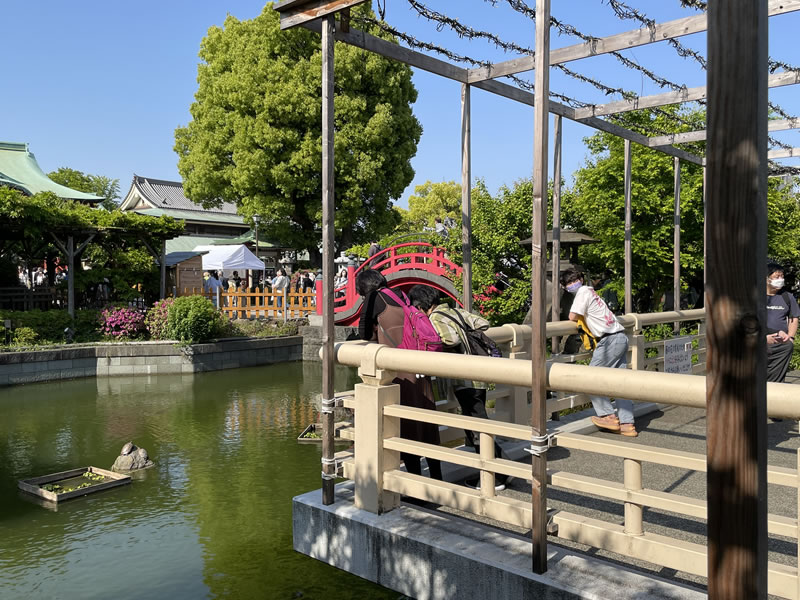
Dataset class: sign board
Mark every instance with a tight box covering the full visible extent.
[663,336,693,374]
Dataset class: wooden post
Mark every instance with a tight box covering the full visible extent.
[321,14,336,506]
[673,158,681,332]
[67,235,75,320]
[552,114,563,352]
[624,139,633,314]
[461,83,472,312]
[160,240,167,300]
[530,0,551,574]
[706,0,768,597]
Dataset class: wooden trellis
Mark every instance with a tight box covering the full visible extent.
[274,0,799,595]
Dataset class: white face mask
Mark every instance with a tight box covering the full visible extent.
[770,277,785,289]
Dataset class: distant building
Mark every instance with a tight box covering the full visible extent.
[0,141,103,203]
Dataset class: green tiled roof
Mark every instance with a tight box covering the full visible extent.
[136,207,245,225]
[212,229,287,249]
[166,235,233,254]
[0,142,103,202]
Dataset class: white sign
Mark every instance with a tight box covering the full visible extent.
[664,336,693,374]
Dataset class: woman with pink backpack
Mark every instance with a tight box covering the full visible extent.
[356,269,443,483]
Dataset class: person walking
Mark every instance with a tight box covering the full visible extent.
[271,268,289,313]
[560,267,637,437]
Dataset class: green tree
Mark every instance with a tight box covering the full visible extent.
[563,108,707,309]
[175,3,421,265]
[48,167,121,212]
[396,180,462,234]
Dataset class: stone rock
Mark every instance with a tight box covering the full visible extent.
[111,442,154,472]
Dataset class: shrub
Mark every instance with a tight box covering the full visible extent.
[145,298,175,340]
[220,318,300,338]
[99,305,146,339]
[167,296,224,343]
[11,327,39,347]
[0,309,102,345]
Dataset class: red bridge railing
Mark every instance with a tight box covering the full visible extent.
[315,242,462,322]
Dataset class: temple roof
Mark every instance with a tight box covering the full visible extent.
[0,142,104,203]
[120,175,242,222]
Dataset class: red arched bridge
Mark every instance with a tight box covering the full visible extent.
[316,242,463,326]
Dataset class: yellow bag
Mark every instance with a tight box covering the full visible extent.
[576,315,598,351]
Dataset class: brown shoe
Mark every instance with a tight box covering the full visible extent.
[591,414,620,432]
[620,423,638,437]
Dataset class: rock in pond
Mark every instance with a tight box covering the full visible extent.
[111,442,154,472]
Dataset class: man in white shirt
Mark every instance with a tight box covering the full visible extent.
[560,267,637,437]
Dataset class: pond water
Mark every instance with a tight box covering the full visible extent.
[0,363,403,600]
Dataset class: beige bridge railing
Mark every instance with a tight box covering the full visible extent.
[329,309,800,600]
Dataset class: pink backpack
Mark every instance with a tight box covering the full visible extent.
[379,288,443,352]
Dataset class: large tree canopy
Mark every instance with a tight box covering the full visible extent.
[175,3,422,264]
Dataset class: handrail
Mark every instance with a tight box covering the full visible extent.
[331,339,800,418]
[488,308,706,341]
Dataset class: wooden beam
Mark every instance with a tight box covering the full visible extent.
[471,79,705,164]
[461,83,472,313]
[767,147,800,159]
[623,139,632,314]
[466,0,800,83]
[706,0,768,596]
[552,114,563,327]
[275,0,368,30]
[530,0,551,575]
[573,70,800,121]
[301,20,468,83]
[321,14,336,506]
[650,118,800,147]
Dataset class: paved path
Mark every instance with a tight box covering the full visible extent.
[427,374,800,595]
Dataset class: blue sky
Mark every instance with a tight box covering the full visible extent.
[1,1,797,208]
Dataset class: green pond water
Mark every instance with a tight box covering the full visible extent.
[0,362,403,600]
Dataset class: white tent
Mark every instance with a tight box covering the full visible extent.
[196,244,265,271]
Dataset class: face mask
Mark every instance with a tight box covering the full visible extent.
[566,281,582,293]
[770,278,785,288]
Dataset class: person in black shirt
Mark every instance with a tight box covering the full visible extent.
[766,262,799,383]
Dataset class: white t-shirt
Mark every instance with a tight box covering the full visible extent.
[569,285,624,337]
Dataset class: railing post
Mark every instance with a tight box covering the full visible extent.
[355,345,401,514]
[623,458,644,536]
[630,332,646,371]
[284,288,288,322]
[315,279,323,315]
[479,431,495,498]
[502,324,531,426]
[797,447,800,600]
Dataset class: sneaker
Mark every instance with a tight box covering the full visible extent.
[619,423,638,437]
[591,414,621,432]
[465,477,505,492]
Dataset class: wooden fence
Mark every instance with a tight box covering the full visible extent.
[179,287,316,320]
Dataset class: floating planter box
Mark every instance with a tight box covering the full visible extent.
[18,467,131,503]
[297,422,348,444]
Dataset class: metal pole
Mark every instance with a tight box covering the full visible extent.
[552,114,563,350]
[530,0,551,574]
[673,158,681,332]
[321,14,336,506]
[706,0,768,596]
[624,139,633,314]
[461,83,473,312]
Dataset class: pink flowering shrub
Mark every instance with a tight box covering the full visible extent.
[99,305,146,339]
[145,298,174,340]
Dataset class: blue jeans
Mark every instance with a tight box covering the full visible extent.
[589,332,634,424]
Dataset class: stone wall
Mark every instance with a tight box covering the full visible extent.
[299,325,359,361]
[0,336,303,387]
